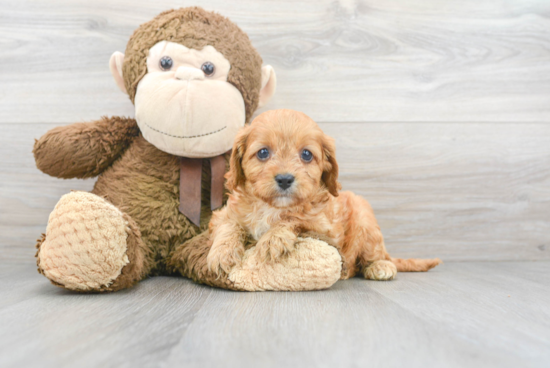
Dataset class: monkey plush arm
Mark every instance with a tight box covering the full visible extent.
[33,116,140,179]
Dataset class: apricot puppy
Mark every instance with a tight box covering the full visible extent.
[207,109,441,280]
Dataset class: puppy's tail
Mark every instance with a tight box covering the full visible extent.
[391,257,442,272]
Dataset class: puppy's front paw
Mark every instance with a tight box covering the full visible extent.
[207,242,244,276]
[256,234,295,262]
[364,260,397,281]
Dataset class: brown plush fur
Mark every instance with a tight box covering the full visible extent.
[106,213,153,291]
[167,231,239,290]
[123,7,263,124]
[207,110,442,280]
[33,116,140,179]
[91,132,217,275]
[34,117,226,279]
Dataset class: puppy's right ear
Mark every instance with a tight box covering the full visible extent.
[226,127,250,191]
[321,134,341,196]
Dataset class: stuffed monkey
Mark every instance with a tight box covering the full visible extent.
[33,7,342,292]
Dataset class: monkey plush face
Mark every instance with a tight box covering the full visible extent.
[134,41,246,157]
[109,7,277,158]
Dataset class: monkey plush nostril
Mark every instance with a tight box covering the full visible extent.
[174,66,205,81]
[275,174,295,190]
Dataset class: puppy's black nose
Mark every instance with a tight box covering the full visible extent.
[275,174,295,190]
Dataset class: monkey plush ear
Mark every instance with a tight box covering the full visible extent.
[258,65,277,108]
[109,51,127,94]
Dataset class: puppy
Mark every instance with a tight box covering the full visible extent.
[207,109,441,280]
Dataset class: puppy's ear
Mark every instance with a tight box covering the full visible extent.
[321,134,341,196]
[226,127,250,191]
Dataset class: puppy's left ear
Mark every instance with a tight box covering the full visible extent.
[226,127,250,191]
[321,134,341,196]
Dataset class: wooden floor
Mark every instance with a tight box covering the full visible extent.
[0,261,549,368]
[1,1,550,367]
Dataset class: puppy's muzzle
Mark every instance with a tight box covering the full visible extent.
[275,174,295,191]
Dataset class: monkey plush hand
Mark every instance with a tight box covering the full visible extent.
[33,7,342,292]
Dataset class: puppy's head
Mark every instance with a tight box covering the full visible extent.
[226,109,340,207]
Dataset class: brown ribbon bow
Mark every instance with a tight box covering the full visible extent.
[178,154,226,227]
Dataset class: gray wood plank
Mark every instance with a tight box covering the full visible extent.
[1,0,549,124]
[368,262,550,362]
[165,262,550,368]
[0,263,213,368]
[323,122,550,261]
[2,122,549,262]
[1,262,549,368]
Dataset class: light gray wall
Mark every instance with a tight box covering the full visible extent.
[1,0,549,263]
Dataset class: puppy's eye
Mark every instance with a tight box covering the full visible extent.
[257,148,270,161]
[301,149,313,162]
[159,56,173,71]
[201,62,215,76]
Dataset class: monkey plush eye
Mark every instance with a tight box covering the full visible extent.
[257,148,270,161]
[301,149,313,162]
[159,56,173,71]
[201,62,215,76]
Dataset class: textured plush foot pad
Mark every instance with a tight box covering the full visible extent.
[37,192,129,291]
[228,237,342,291]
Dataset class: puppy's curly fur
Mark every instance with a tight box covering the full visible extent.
[207,109,441,280]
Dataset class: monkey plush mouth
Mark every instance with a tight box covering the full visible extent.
[135,72,246,157]
[142,122,227,139]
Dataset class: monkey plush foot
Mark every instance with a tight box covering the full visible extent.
[169,234,342,291]
[36,191,149,292]
[169,233,342,291]
[228,237,342,291]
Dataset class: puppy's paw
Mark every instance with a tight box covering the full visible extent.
[207,242,244,276]
[256,234,295,262]
[364,260,397,281]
